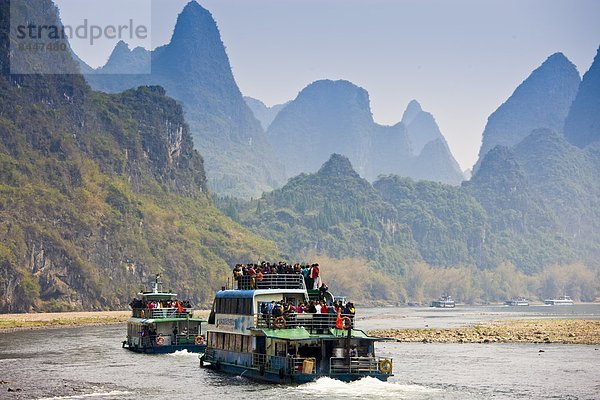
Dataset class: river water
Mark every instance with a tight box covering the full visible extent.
[1,305,599,400]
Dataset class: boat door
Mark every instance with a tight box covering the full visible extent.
[255,336,266,354]
[321,339,335,373]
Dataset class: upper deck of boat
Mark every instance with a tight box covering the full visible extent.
[129,274,196,320]
[232,274,308,291]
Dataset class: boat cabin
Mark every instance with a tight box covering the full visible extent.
[124,274,207,353]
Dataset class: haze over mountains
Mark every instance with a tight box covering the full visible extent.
[81,1,284,199]
[219,44,600,300]
[474,53,581,171]
[267,79,465,185]
[1,0,599,309]
[82,1,465,192]
[564,48,600,148]
[243,97,289,131]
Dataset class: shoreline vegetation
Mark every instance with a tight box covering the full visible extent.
[0,310,210,333]
[369,319,600,345]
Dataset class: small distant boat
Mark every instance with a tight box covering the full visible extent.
[123,274,207,353]
[544,295,574,306]
[430,295,455,308]
[504,298,529,306]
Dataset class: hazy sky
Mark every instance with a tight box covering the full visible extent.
[55,0,600,170]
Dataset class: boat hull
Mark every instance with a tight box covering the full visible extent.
[202,360,390,384]
[123,343,206,354]
[505,301,529,306]
[544,300,574,306]
[430,301,455,308]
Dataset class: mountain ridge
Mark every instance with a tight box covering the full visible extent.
[268,79,464,184]
[474,52,581,171]
[564,47,600,148]
[82,1,285,199]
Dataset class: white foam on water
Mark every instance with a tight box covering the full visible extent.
[289,377,440,399]
[36,390,132,400]
[166,349,196,358]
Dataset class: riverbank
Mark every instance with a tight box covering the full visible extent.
[369,319,600,345]
[0,310,210,333]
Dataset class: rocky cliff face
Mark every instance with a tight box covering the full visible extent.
[474,53,581,171]
[83,1,284,198]
[564,47,600,148]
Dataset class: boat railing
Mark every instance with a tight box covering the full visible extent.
[329,356,392,374]
[251,353,317,375]
[290,357,317,375]
[234,274,306,290]
[131,308,193,319]
[254,312,355,333]
[251,353,287,372]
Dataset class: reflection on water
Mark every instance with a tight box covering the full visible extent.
[1,305,598,400]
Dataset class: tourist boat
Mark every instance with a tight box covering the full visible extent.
[504,297,529,306]
[199,268,394,383]
[544,295,574,306]
[430,295,455,308]
[123,274,207,353]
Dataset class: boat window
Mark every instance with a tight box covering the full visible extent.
[275,342,287,357]
[214,297,254,315]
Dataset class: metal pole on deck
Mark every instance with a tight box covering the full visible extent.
[346,318,352,370]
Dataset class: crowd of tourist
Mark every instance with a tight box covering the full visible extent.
[261,299,355,317]
[233,261,323,289]
[129,298,192,310]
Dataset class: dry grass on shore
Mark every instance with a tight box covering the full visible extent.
[0,310,210,333]
[369,319,600,345]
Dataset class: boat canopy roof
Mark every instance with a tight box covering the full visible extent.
[215,290,255,299]
[259,327,312,340]
[139,292,178,300]
[254,327,389,341]
[215,288,306,299]
[137,274,179,300]
[328,328,391,340]
[129,317,207,324]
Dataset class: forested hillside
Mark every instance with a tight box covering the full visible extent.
[216,153,599,303]
[0,0,278,312]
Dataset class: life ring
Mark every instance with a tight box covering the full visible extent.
[274,316,286,329]
[195,335,205,345]
[379,359,392,374]
[156,336,165,346]
[342,316,352,330]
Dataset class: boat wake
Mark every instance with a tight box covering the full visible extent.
[287,377,440,399]
[36,390,132,400]
[166,349,196,358]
